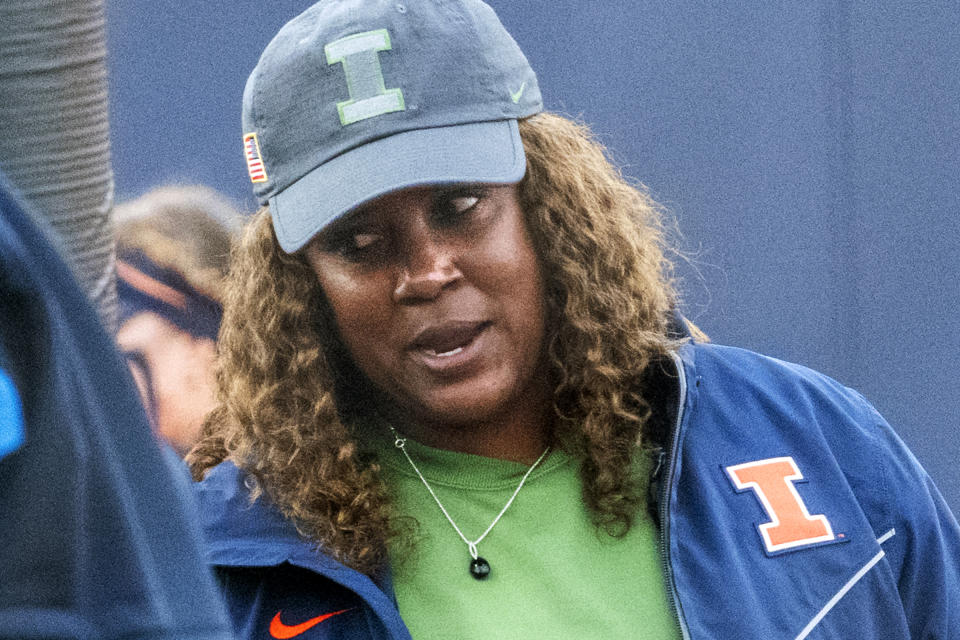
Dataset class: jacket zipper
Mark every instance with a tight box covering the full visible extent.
[657,351,692,639]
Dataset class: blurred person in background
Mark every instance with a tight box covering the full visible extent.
[114,184,241,456]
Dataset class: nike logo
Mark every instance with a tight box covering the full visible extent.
[510,81,526,103]
[269,609,351,639]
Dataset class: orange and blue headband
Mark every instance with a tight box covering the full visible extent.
[116,249,222,341]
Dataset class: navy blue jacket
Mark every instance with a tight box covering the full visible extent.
[0,174,234,639]
[196,341,960,638]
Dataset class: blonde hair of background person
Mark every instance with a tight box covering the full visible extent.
[114,184,241,456]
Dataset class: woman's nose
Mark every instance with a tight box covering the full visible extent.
[392,230,462,303]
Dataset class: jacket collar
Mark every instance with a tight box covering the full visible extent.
[195,460,398,605]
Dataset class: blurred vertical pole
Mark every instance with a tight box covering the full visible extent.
[0,0,116,331]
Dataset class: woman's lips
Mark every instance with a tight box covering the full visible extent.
[408,321,491,374]
[409,321,489,354]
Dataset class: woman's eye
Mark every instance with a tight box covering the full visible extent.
[450,195,479,213]
[352,233,381,251]
[323,230,384,261]
[435,190,484,225]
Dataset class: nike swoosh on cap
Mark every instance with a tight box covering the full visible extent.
[269,609,352,639]
[510,81,526,103]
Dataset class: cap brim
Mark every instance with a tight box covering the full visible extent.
[269,119,526,253]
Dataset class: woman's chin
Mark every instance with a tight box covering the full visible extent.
[398,376,520,430]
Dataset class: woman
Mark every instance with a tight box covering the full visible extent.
[115,184,239,455]
[190,1,960,638]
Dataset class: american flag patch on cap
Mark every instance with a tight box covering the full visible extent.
[243,132,268,183]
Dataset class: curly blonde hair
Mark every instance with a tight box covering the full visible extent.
[188,112,679,574]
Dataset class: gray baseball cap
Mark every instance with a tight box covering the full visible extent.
[242,0,543,253]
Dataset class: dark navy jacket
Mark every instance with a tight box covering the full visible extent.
[196,341,960,639]
[0,174,234,639]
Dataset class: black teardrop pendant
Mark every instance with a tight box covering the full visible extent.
[469,556,491,580]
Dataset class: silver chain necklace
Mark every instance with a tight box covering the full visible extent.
[389,426,550,580]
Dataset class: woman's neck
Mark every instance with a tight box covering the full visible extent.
[374,377,554,465]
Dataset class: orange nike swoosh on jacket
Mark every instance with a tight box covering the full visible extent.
[269,609,352,639]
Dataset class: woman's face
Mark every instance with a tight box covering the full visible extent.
[303,183,548,431]
[116,312,218,456]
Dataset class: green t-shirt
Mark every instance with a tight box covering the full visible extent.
[368,430,681,639]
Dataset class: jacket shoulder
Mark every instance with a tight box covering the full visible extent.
[673,342,960,637]
[194,463,412,639]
